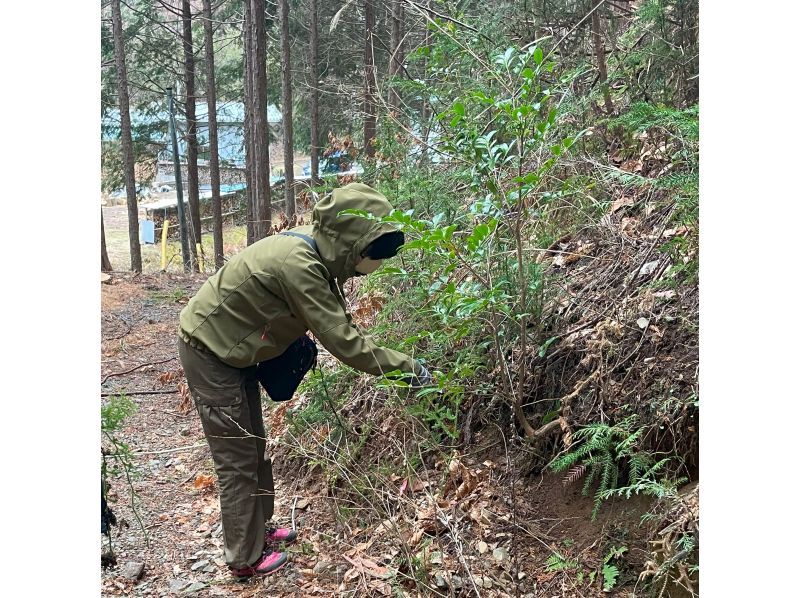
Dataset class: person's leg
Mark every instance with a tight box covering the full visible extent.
[178,339,267,569]
[242,372,298,545]
[242,370,275,524]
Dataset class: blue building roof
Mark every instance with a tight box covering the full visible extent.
[101,101,281,167]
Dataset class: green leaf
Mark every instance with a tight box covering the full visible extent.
[472,90,494,104]
[541,407,560,425]
[452,102,465,117]
[601,564,619,591]
[538,336,559,357]
[340,208,372,219]
[533,47,544,65]
[402,239,429,250]
[501,46,515,67]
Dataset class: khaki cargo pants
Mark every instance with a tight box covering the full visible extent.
[177,337,274,569]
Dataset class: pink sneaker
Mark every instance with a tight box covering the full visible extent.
[230,550,288,579]
[265,526,297,544]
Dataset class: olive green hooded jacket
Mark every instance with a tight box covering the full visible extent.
[178,183,418,377]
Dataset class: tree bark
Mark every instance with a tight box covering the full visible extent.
[280,0,296,220]
[309,0,320,185]
[591,0,614,114]
[202,0,224,269]
[110,0,142,273]
[101,209,113,272]
[388,0,404,113]
[182,0,201,270]
[249,0,271,240]
[419,0,432,162]
[243,0,255,245]
[363,0,377,158]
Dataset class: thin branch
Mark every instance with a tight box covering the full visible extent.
[101,357,178,384]
[132,442,207,456]
[101,389,180,397]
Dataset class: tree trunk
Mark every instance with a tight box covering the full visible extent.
[591,0,614,114]
[363,0,377,158]
[309,0,320,185]
[388,0,404,113]
[101,209,113,272]
[182,0,201,270]
[249,0,271,240]
[202,0,224,270]
[243,0,255,245]
[280,0,296,221]
[419,0,432,163]
[110,0,142,273]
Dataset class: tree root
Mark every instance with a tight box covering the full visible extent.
[515,370,601,447]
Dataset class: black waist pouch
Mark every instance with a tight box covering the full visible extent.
[256,334,318,401]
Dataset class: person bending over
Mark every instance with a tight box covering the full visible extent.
[177,183,430,579]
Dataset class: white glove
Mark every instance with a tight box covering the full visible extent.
[411,363,433,387]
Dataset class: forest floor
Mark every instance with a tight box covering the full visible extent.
[100,199,695,597]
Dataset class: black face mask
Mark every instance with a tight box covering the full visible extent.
[362,231,405,260]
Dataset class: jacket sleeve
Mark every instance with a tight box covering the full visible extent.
[277,252,418,377]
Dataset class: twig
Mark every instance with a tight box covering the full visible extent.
[291,496,298,532]
[436,502,481,598]
[101,389,180,397]
[132,442,206,456]
[401,0,481,34]
[316,366,350,433]
[102,314,133,341]
[101,357,178,384]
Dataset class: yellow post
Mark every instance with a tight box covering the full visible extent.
[161,219,170,271]
[196,243,204,272]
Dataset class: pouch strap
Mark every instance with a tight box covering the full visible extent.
[280,231,319,255]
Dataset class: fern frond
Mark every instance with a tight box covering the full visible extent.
[563,463,587,486]
[592,486,605,521]
[583,461,600,496]
[628,453,650,482]
[616,427,644,454]
[551,450,581,472]
[545,552,580,572]
[600,458,614,494]
[602,564,620,591]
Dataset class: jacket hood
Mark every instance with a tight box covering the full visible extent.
[311,183,399,281]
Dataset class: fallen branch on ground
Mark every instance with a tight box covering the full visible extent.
[101,389,179,397]
[132,442,206,456]
[101,357,177,384]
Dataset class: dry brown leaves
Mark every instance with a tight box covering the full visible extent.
[552,241,596,268]
[157,370,182,385]
[177,381,192,414]
[192,474,215,492]
[610,195,635,213]
[351,294,387,328]
[101,278,146,311]
[268,400,291,432]
[406,456,496,551]
[337,549,395,596]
